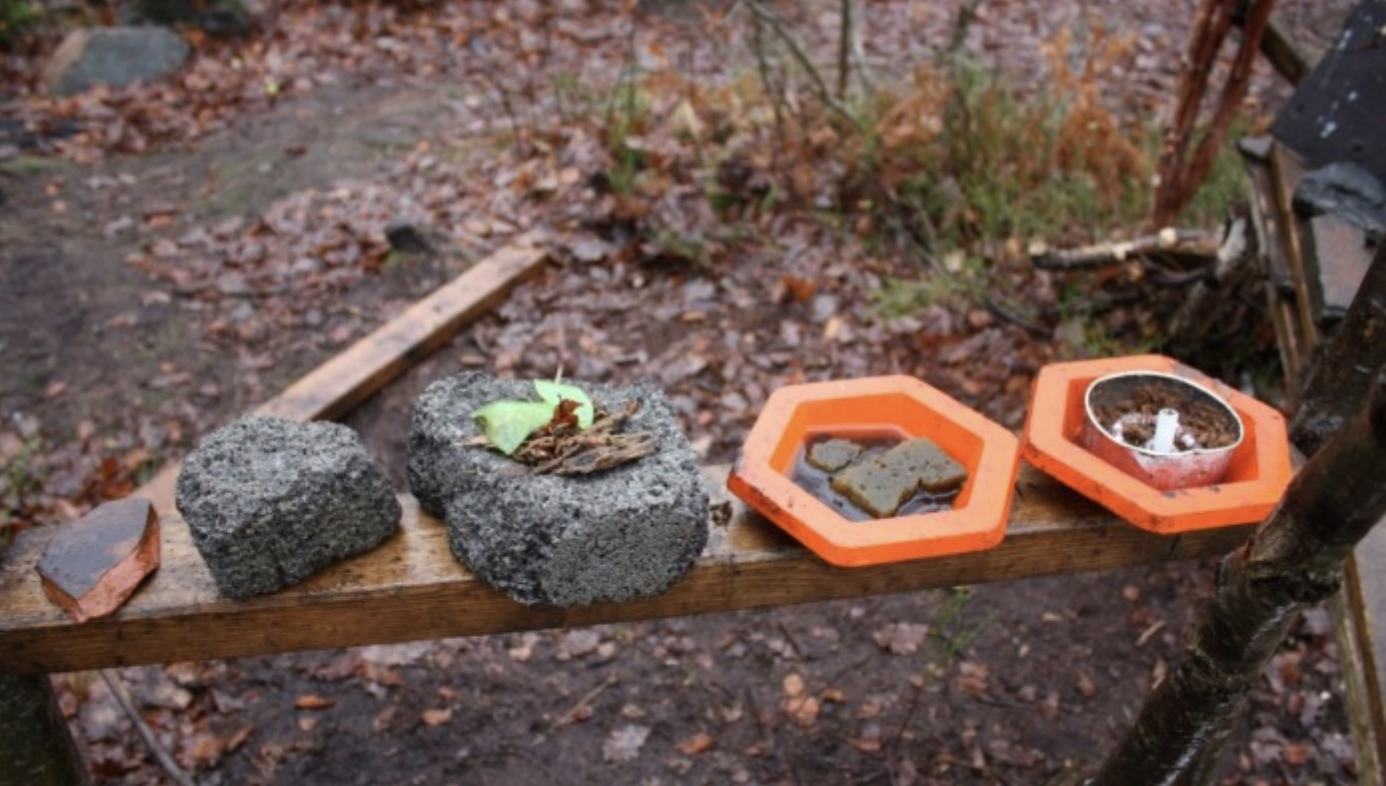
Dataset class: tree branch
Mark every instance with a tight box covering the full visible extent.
[1091,364,1386,786]
[1030,228,1220,270]
[100,670,196,786]
[1291,243,1386,455]
[837,0,852,99]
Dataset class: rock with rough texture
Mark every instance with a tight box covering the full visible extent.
[121,0,255,37]
[37,497,160,623]
[176,417,401,599]
[408,373,709,607]
[42,27,191,96]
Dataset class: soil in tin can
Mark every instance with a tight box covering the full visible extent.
[1091,376,1241,451]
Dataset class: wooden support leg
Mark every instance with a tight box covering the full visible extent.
[0,672,90,786]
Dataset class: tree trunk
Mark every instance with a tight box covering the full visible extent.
[1291,244,1386,455]
[1090,365,1386,786]
[0,673,90,786]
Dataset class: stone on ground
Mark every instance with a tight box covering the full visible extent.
[122,0,256,37]
[37,497,160,623]
[408,373,709,607]
[42,27,191,96]
[176,417,401,599]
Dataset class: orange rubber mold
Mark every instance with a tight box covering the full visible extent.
[1022,354,1293,534]
[727,375,1022,567]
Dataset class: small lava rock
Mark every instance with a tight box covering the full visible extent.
[37,497,161,623]
[175,417,401,599]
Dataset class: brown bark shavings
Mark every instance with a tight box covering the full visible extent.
[468,401,659,476]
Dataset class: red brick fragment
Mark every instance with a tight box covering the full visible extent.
[37,497,160,623]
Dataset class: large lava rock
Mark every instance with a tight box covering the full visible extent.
[408,373,709,607]
[176,417,401,599]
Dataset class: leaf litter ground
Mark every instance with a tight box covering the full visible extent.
[0,0,1360,783]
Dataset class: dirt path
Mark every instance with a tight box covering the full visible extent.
[1,80,486,504]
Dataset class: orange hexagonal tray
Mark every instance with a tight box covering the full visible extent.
[1022,354,1293,534]
[727,376,1022,567]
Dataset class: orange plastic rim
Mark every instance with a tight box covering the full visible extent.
[727,376,1021,567]
[1021,355,1293,533]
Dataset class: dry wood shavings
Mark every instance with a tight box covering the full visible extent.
[467,400,658,476]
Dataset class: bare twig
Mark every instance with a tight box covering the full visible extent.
[749,6,788,140]
[837,0,852,100]
[849,3,874,93]
[984,297,1048,338]
[775,621,806,660]
[1030,228,1220,270]
[100,670,196,786]
[739,0,863,129]
[885,676,926,753]
[549,675,620,730]
[946,0,985,60]
[473,67,528,156]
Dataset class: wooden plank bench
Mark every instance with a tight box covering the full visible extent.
[0,466,1253,676]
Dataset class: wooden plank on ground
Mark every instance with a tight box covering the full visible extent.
[255,234,547,423]
[0,465,1252,675]
[120,236,548,522]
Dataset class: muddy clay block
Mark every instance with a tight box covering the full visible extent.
[806,438,861,473]
[831,438,967,518]
[176,417,401,599]
[407,373,709,607]
[37,497,160,623]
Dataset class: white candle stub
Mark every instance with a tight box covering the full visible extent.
[1147,408,1181,454]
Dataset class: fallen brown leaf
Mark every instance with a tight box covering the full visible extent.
[422,708,453,726]
[294,695,335,710]
[676,731,714,755]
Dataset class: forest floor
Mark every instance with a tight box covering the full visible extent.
[0,1,1363,783]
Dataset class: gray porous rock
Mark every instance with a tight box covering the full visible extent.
[407,373,709,607]
[42,27,191,96]
[176,417,401,599]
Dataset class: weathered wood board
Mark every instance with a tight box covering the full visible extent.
[255,235,547,423]
[0,466,1252,675]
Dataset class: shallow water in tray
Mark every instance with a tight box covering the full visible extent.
[790,435,960,522]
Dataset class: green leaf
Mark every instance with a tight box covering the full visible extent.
[471,400,557,456]
[533,380,594,428]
